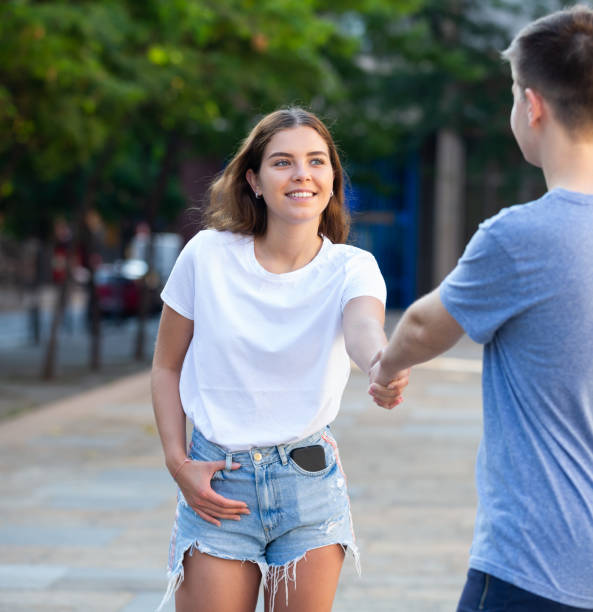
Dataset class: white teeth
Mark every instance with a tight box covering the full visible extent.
[287,191,314,198]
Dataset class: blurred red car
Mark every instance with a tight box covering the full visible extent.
[94,259,160,317]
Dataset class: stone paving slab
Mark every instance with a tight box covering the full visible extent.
[0,526,121,548]
[0,336,482,611]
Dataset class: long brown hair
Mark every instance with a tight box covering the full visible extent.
[205,107,350,243]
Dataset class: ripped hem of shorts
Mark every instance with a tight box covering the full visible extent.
[155,540,360,612]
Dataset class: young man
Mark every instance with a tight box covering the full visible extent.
[369,5,593,611]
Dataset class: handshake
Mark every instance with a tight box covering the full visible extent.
[367,347,410,411]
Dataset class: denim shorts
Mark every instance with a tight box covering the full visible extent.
[457,569,593,611]
[158,426,359,609]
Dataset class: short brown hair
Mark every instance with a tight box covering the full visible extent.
[205,107,350,244]
[502,5,593,132]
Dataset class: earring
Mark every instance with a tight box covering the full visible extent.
[255,191,262,199]
[330,190,334,197]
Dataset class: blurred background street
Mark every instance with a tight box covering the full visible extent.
[0,0,575,610]
[0,316,482,612]
[0,285,159,420]
[1,0,564,394]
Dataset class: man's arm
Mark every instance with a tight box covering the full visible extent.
[343,296,409,409]
[371,287,464,387]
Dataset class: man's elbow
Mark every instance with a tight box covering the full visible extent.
[404,307,434,350]
[405,299,463,354]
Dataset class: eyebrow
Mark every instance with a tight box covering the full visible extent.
[267,151,329,159]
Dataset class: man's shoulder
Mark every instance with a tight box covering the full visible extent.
[480,195,546,232]
[476,193,556,251]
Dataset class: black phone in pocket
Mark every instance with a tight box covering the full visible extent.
[290,444,326,472]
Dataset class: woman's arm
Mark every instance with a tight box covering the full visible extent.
[152,305,249,526]
[151,304,194,474]
[342,296,387,375]
[342,297,409,409]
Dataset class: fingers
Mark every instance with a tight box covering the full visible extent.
[193,498,248,525]
[190,492,250,525]
[387,369,411,390]
[194,508,226,527]
[192,470,250,520]
[368,390,404,410]
[202,462,249,509]
[210,460,242,472]
[368,381,405,410]
[374,395,404,410]
[369,382,404,397]
[180,459,251,526]
[369,366,411,410]
[204,487,250,511]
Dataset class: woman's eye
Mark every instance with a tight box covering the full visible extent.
[311,158,325,165]
[273,159,290,167]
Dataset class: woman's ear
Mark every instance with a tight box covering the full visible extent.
[245,169,259,196]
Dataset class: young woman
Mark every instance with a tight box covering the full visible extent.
[153,107,407,612]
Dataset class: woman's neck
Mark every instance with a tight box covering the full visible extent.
[254,222,323,274]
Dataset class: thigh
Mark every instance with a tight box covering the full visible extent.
[176,549,262,612]
[264,544,345,612]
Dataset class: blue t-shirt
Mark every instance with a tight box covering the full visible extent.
[440,188,593,608]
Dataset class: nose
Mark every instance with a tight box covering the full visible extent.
[292,162,311,182]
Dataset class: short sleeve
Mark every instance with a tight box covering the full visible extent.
[160,235,197,320]
[341,251,387,312]
[439,225,521,344]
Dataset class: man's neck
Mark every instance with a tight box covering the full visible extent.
[541,130,593,195]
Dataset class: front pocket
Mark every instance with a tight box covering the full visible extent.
[288,439,336,477]
[290,445,326,471]
[478,573,490,610]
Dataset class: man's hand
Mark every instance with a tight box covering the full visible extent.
[367,348,410,410]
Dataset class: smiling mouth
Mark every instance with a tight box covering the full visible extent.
[286,191,316,199]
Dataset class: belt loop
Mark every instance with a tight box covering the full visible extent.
[225,452,233,472]
[278,445,288,466]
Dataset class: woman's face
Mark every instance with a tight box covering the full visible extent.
[246,126,335,231]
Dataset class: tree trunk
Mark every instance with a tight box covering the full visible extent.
[432,127,465,285]
[87,268,101,370]
[135,131,181,361]
[81,144,116,371]
[42,260,71,380]
[27,239,43,346]
[41,144,115,379]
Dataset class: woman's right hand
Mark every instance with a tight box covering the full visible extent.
[173,459,250,527]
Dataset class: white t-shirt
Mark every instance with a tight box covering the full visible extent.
[161,229,386,451]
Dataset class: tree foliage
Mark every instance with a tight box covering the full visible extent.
[0,0,568,239]
[0,0,343,238]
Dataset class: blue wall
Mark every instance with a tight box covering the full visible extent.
[348,153,419,309]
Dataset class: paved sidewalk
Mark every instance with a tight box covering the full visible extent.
[0,337,482,612]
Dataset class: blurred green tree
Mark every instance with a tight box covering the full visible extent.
[317,0,564,288]
[0,0,567,378]
[0,0,350,375]
[0,1,147,377]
